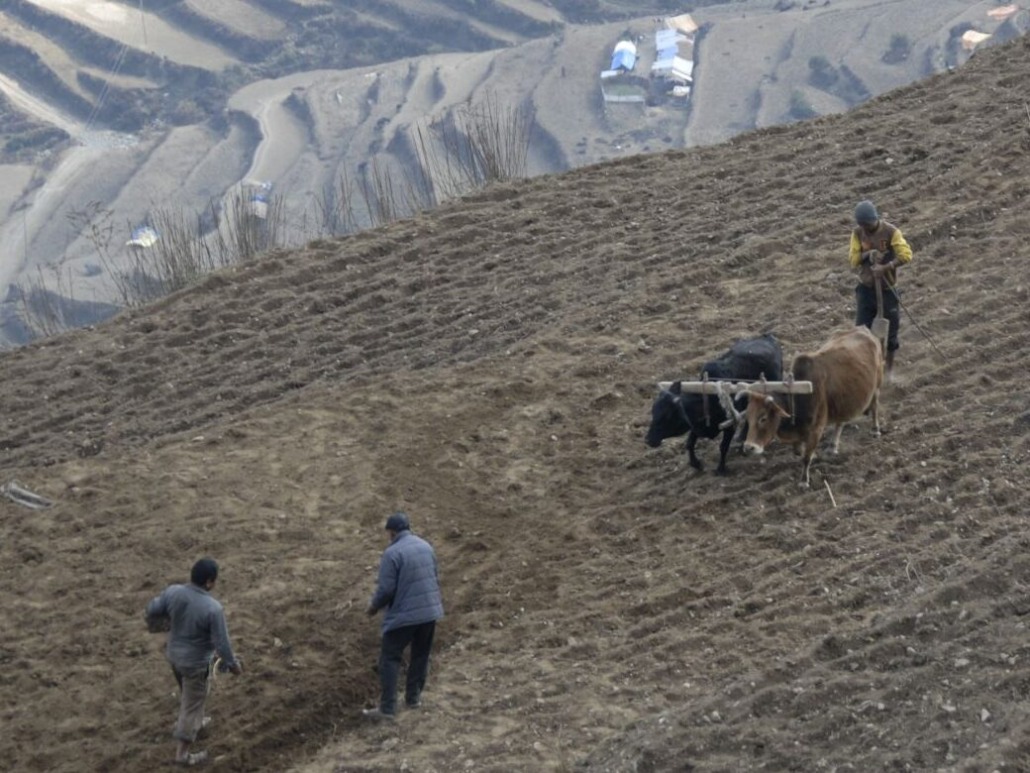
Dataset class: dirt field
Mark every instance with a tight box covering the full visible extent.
[2,27,1030,772]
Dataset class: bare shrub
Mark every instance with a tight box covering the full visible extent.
[313,174,362,236]
[210,188,287,264]
[413,92,534,202]
[14,264,81,338]
[136,207,227,297]
[104,190,287,308]
[22,189,289,329]
[359,156,414,228]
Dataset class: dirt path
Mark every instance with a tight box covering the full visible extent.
[0,71,82,134]
[229,75,314,184]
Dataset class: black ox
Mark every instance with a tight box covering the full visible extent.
[645,333,783,475]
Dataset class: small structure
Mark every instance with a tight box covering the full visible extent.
[650,15,699,103]
[598,15,700,106]
[666,13,699,36]
[607,40,637,74]
[652,27,694,80]
[987,4,1019,21]
[242,180,274,220]
[601,39,647,102]
[961,29,992,50]
[126,225,159,251]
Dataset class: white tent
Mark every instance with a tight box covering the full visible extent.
[961,30,992,50]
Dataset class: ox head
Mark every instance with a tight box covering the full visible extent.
[645,381,691,448]
[742,392,791,455]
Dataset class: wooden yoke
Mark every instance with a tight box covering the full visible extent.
[656,376,813,431]
[656,380,813,394]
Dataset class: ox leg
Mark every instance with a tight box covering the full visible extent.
[733,420,749,454]
[799,450,814,489]
[870,390,882,436]
[831,424,845,454]
[799,430,821,489]
[685,431,703,471]
[715,426,734,476]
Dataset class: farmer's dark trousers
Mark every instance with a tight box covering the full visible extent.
[855,283,901,352]
[379,621,436,715]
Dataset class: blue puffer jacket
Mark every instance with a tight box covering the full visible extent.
[369,531,444,632]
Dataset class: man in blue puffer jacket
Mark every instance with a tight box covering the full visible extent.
[363,511,444,720]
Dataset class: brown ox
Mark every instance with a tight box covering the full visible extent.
[743,326,883,487]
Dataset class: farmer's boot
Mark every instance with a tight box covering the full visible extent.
[885,350,896,383]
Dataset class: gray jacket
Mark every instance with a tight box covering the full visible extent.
[146,583,239,674]
[369,531,444,633]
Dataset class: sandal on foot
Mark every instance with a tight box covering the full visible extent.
[174,751,208,766]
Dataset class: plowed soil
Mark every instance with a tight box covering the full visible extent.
[1,33,1030,773]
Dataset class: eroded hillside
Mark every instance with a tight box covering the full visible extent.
[3,0,1026,353]
[0,0,679,144]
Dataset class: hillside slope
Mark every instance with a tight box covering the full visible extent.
[1,31,1030,773]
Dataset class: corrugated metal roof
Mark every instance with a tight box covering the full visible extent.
[655,29,681,48]
[651,56,694,82]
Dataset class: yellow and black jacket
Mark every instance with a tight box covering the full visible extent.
[849,220,913,287]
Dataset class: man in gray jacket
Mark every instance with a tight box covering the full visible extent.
[146,557,243,766]
[363,511,445,720]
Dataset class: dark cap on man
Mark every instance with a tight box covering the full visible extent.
[385,511,410,532]
[191,557,219,586]
[854,200,879,225]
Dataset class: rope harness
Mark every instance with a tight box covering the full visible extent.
[882,275,947,360]
[702,371,710,428]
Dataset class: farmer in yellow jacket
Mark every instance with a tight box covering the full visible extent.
[849,199,913,381]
